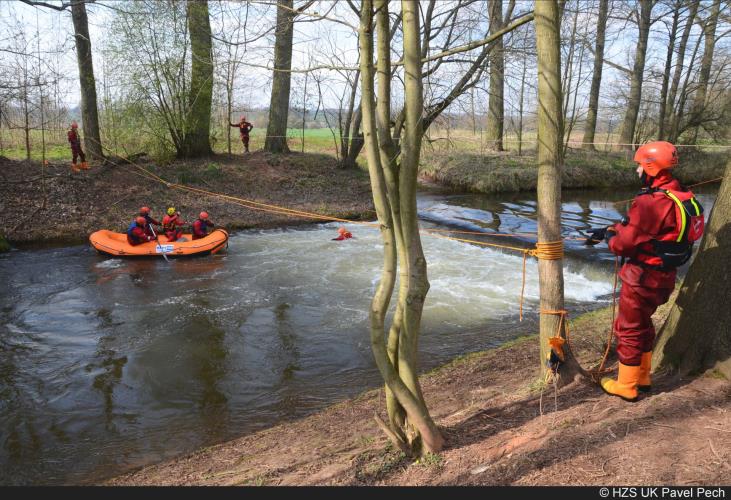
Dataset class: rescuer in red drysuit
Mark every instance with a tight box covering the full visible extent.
[585,141,704,401]
[127,216,155,246]
[68,121,89,172]
[230,116,254,153]
[162,207,186,242]
[332,227,353,241]
[192,211,215,240]
[139,206,161,238]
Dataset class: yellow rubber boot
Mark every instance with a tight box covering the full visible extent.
[601,362,640,402]
[638,351,652,393]
[71,162,80,173]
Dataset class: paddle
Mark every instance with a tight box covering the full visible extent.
[148,223,170,262]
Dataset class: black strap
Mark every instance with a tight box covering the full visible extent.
[628,258,674,272]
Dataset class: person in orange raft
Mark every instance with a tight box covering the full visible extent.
[162,207,187,242]
[138,206,161,238]
[127,216,154,246]
[192,211,215,240]
[332,227,353,241]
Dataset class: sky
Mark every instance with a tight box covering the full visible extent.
[1,0,728,132]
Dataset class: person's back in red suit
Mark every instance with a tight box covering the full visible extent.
[586,141,704,402]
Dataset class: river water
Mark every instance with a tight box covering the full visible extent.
[0,187,717,485]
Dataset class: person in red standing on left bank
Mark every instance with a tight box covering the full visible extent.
[192,212,215,240]
[230,116,254,153]
[67,121,89,173]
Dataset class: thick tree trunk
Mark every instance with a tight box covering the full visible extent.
[654,161,731,379]
[582,0,608,150]
[181,0,213,158]
[657,0,681,140]
[618,0,653,151]
[485,0,504,151]
[70,0,103,161]
[687,0,721,140]
[535,0,581,381]
[265,0,294,154]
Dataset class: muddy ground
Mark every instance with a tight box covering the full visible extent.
[0,152,375,246]
[107,297,730,486]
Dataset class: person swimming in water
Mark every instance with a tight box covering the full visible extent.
[332,227,353,241]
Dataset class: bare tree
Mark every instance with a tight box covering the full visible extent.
[582,0,609,149]
[181,0,214,157]
[618,0,655,151]
[264,0,296,153]
[535,0,582,380]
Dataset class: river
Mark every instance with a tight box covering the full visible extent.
[0,186,717,485]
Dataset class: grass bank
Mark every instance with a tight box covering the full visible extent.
[419,148,729,193]
[0,151,374,247]
[107,296,730,486]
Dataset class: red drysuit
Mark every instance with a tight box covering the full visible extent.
[607,172,694,365]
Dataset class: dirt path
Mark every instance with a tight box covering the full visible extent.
[106,300,731,486]
[0,152,374,246]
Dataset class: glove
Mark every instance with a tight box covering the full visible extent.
[584,227,607,246]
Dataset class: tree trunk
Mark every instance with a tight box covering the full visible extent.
[181,0,213,158]
[517,53,527,156]
[264,0,294,154]
[654,161,731,379]
[618,0,653,151]
[671,28,703,142]
[534,0,580,381]
[582,0,609,150]
[359,0,443,456]
[485,0,504,151]
[70,0,103,161]
[687,0,721,140]
[657,0,681,140]
[666,1,698,140]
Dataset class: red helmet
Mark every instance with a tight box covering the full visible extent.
[634,141,678,177]
[199,211,209,220]
[139,206,150,215]
[70,121,78,129]
[135,216,146,225]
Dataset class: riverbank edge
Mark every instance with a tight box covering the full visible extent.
[419,149,729,194]
[0,152,376,250]
[103,302,649,485]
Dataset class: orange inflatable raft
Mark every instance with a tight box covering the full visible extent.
[89,229,229,257]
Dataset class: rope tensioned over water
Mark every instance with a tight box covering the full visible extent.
[85,139,719,386]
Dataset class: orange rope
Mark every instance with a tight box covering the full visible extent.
[519,241,564,321]
[93,140,626,380]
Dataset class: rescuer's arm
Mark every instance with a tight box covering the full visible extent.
[607,199,653,258]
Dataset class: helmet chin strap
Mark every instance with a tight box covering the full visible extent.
[641,171,654,186]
